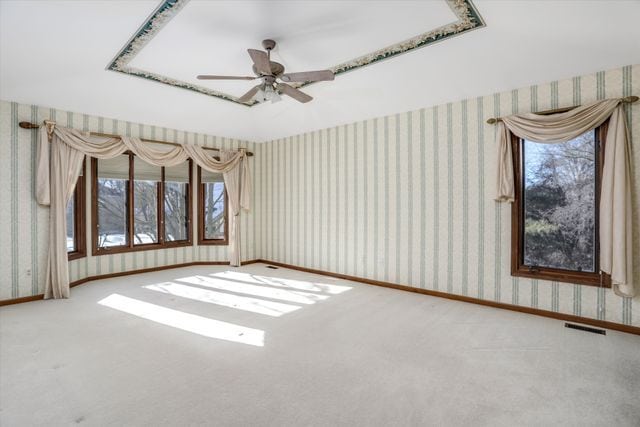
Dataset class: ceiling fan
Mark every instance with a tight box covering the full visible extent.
[197,39,334,104]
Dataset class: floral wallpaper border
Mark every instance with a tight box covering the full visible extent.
[106,0,485,107]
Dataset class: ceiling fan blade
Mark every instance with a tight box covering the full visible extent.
[280,70,334,83]
[248,49,272,75]
[277,83,313,103]
[197,75,256,80]
[237,85,261,103]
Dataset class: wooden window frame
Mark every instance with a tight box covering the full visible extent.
[68,158,87,261]
[91,153,193,256]
[510,121,610,288]
[197,166,228,246]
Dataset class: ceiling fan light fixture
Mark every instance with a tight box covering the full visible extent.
[269,90,282,103]
[252,87,266,102]
[254,84,281,103]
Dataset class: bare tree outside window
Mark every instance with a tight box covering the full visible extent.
[97,178,128,247]
[93,156,192,255]
[164,181,189,241]
[133,157,160,244]
[522,130,596,272]
[204,182,225,239]
[133,180,159,244]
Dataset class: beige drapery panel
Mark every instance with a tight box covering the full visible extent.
[221,151,242,267]
[44,132,86,299]
[36,124,251,299]
[494,98,634,298]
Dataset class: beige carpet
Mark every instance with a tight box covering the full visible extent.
[1,263,639,426]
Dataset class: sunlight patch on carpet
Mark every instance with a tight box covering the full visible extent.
[144,282,301,317]
[176,276,330,305]
[213,271,353,295]
[98,294,264,346]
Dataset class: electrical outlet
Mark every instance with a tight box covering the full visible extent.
[26,269,31,276]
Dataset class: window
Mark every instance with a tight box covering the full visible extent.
[95,155,129,249]
[92,154,192,255]
[198,167,227,245]
[511,121,610,287]
[67,158,86,260]
[164,162,191,242]
[133,157,160,245]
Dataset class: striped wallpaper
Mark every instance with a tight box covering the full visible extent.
[1,64,638,328]
[0,101,262,301]
[257,64,640,327]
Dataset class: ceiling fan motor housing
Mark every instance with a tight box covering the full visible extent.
[262,39,276,51]
[252,62,285,77]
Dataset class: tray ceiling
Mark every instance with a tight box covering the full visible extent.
[108,0,484,106]
[1,0,639,142]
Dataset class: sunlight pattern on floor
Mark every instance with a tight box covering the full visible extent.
[96,269,354,347]
[98,294,265,346]
[144,282,302,317]
[176,275,331,305]
[214,271,352,294]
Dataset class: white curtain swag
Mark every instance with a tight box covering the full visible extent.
[37,123,251,299]
[493,98,634,298]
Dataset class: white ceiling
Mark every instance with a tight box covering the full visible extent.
[1,0,639,142]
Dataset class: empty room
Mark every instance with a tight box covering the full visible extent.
[1,0,639,425]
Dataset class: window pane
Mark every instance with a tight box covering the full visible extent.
[523,130,596,272]
[164,182,189,242]
[133,157,160,245]
[97,155,129,248]
[66,195,75,252]
[165,162,189,242]
[204,182,225,239]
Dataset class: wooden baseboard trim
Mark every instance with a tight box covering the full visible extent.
[0,260,260,307]
[67,260,257,288]
[256,259,640,336]
[0,294,45,307]
[4,258,637,336]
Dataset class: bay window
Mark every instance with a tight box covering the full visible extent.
[92,153,192,255]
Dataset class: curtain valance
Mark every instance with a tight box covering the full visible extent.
[36,122,251,299]
[494,98,634,298]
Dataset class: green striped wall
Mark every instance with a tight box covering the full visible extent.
[1,65,638,329]
[0,101,261,300]
[258,64,640,328]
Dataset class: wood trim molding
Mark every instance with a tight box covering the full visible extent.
[3,258,637,337]
[255,260,640,336]
[0,259,260,307]
[0,294,45,306]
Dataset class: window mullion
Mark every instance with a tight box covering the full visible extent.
[187,160,192,243]
[128,152,134,249]
[159,166,165,244]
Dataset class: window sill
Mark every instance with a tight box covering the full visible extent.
[511,267,611,288]
[198,239,228,246]
[92,240,193,256]
[68,251,86,261]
